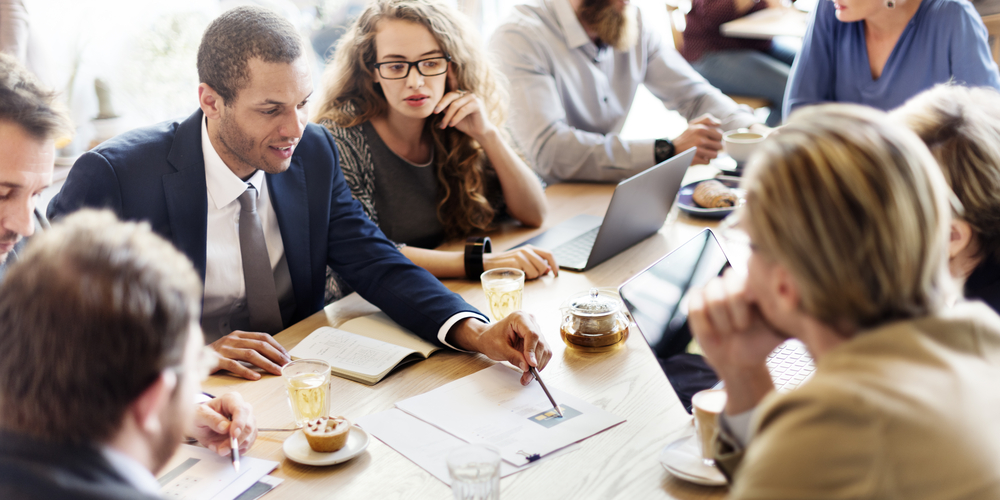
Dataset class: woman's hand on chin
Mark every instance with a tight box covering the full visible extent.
[433,90,496,140]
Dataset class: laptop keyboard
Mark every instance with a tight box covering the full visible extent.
[766,340,815,392]
[552,226,601,269]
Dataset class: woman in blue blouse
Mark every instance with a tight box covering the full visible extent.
[783,0,1000,119]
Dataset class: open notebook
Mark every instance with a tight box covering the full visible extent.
[288,312,440,385]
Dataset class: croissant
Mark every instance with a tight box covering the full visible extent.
[692,180,738,208]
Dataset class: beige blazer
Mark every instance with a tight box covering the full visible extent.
[716,302,1000,499]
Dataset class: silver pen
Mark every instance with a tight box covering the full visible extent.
[529,366,563,418]
[230,433,240,472]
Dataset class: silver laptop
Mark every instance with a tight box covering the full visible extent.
[618,229,814,412]
[517,148,697,272]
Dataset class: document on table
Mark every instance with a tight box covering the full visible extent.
[357,408,578,485]
[394,364,625,466]
[157,444,279,500]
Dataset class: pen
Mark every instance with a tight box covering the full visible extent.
[230,432,240,473]
[529,366,563,418]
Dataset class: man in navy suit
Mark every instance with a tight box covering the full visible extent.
[49,6,550,384]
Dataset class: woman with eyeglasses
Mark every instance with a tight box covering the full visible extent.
[313,0,554,296]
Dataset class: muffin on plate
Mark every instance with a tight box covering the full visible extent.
[303,416,351,452]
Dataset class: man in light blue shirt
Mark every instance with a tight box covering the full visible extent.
[491,0,762,183]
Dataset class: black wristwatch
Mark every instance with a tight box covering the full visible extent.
[654,138,676,164]
[464,236,492,280]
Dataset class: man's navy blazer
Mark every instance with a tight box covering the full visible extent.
[0,431,161,500]
[48,109,478,344]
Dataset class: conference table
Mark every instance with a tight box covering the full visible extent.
[201,165,737,500]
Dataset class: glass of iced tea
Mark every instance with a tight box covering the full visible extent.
[281,359,331,426]
[480,268,525,321]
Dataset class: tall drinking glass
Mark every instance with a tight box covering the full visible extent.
[480,268,525,321]
[447,444,501,500]
[282,359,332,426]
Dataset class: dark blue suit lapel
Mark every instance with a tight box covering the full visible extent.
[163,110,209,283]
[267,155,310,314]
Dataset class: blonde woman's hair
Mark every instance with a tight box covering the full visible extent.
[742,104,956,332]
[313,0,509,238]
[892,84,1000,263]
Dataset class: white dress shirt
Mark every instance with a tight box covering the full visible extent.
[101,446,162,498]
[200,118,285,339]
[200,118,484,348]
[490,0,757,183]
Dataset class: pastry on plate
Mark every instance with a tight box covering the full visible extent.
[303,416,351,453]
[692,180,738,208]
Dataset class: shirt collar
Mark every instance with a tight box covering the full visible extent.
[551,0,592,50]
[201,116,266,210]
[100,445,162,497]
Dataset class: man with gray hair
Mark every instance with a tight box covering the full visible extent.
[0,52,71,282]
[50,6,552,385]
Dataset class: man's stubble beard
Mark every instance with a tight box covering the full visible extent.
[0,230,20,264]
[217,110,272,176]
[579,0,638,51]
[149,386,187,475]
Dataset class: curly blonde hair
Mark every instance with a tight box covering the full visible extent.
[313,0,510,238]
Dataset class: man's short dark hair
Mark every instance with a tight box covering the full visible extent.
[0,53,72,141]
[0,210,202,444]
[197,6,303,104]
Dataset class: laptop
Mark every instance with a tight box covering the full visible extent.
[517,148,697,271]
[618,229,814,413]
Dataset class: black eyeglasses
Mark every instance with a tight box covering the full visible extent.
[373,55,451,80]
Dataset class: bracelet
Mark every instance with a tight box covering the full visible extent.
[464,236,492,280]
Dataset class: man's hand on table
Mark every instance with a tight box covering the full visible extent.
[673,114,724,165]
[484,245,559,279]
[209,331,290,380]
[447,312,553,386]
[189,392,258,456]
[688,269,784,415]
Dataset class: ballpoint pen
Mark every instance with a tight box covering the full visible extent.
[231,433,240,473]
[529,366,563,418]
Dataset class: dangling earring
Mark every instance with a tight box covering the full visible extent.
[886,0,895,8]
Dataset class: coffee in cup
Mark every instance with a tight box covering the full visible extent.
[723,129,766,164]
[691,388,727,465]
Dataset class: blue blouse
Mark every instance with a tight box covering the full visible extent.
[783,0,1000,119]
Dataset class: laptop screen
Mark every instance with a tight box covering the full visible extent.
[618,229,731,412]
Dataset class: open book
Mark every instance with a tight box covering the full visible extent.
[288,312,440,385]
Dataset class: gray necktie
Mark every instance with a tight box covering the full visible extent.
[238,185,284,334]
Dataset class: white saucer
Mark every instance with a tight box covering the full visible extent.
[283,426,370,466]
[658,435,727,486]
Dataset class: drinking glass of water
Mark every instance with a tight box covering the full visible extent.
[447,444,501,500]
[480,268,525,321]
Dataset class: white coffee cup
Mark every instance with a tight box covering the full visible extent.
[724,129,766,164]
[691,388,727,465]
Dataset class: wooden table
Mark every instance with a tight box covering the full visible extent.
[720,7,809,39]
[202,167,730,500]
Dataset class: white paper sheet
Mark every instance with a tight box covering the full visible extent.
[394,364,625,466]
[157,444,278,500]
[357,408,577,485]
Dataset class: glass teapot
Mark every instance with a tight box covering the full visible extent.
[559,288,629,352]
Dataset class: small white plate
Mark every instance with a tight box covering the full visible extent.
[658,435,727,486]
[282,426,370,466]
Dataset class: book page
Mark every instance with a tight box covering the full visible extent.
[289,327,413,379]
[394,364,625,466]
[338,312,440,358]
